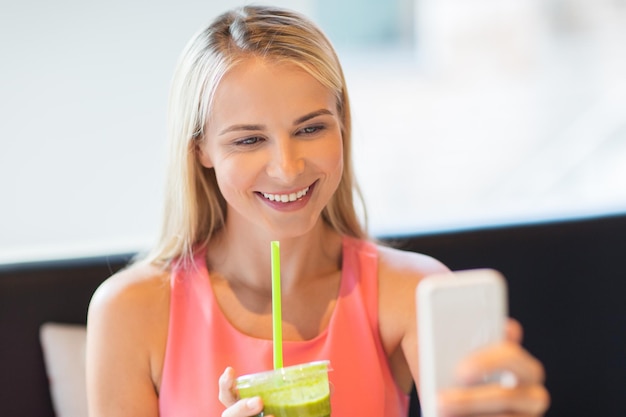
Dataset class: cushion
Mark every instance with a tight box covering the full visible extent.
[40,322,88,417]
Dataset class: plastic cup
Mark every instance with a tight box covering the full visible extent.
[235,360,331,417]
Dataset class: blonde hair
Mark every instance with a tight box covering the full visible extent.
[146,5,367,267]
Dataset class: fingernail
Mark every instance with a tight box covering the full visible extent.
[246,397,261,409]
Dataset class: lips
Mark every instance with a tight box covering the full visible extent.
[260,185,311,203]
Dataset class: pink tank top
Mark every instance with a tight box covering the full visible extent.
[159,236,409,417]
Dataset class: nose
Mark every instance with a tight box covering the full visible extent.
[266,137,305,182]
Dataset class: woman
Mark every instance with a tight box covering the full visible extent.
[86,5,549,417]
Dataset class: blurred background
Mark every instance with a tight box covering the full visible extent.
[1,0,625,263]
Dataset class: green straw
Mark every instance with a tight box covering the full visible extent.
[271,241,283,369]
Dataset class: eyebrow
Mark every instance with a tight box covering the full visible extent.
[218,108,333,135]
[294,109,333,125]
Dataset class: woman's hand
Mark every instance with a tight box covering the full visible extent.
[218,367,267,417]
[437,320,550,417]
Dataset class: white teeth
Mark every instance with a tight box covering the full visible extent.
[262,186,310,203]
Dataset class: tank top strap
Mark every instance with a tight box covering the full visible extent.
[341,235,380,334]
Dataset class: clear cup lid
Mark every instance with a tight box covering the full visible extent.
[235,360,331,389]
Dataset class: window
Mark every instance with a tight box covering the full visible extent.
[1,0,625,263]
[316,0,626,235]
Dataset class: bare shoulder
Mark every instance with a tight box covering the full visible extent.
[376,243,449,319]
[86,260,171,364]
[377,243,450,283]
[376,244,450,391]
[88,260,170,322]
[86,260,170,416]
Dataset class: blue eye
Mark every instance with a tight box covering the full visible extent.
[299,125,324,135]
[236,136,263,146]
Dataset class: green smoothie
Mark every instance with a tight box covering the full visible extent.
[236,360,331,417]
[263,393,330,417]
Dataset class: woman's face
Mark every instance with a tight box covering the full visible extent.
[198,58,344,239]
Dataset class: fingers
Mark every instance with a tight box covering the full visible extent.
[439,383,550,417]
[440,335,551,417]
[221,397,265,417]
[218,367,238,407]
[505,318,523,344]
[456,341,545,387]
[219,367,266,417]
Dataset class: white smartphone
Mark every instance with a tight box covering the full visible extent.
[416,269,508,417]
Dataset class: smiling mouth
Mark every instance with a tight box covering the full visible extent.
[261,185,311,203]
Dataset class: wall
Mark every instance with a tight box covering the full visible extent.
[0,0,310,263]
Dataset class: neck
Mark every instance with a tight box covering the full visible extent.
[207,217,343,293]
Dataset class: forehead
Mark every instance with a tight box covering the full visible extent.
[208,57,337,128]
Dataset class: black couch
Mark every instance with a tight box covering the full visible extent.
[1,213,625,417]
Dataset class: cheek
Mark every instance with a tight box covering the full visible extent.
[213,156,262,197]
[214,160,245,191]
[321,139,344,180]
[197,141,214,169]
